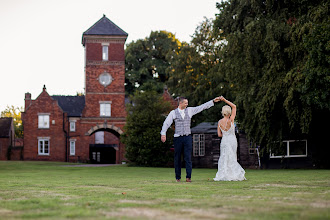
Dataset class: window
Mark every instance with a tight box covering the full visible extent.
[270,140,307,158]
[102,45,108,61]
[95,131,104,144]
[193,134,205,156]
[97,152,101,162]
[249,141,258,155]
[100,102,111,117]
[38,138,49,155]
[70,121,76,132]
[92,152,100,162]
[70,140,76,156]
[38,114,49,129]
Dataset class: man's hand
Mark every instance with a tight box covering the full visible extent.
[161,135,166,143]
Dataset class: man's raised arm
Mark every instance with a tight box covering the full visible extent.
[189,97,221,117]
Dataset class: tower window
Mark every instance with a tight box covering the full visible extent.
[102,45,108,61]
[100,102,111,117]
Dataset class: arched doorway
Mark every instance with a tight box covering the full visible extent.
[85,124,124,164]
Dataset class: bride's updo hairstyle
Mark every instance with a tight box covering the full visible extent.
[222,105,231,117]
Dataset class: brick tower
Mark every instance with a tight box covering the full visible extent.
[82,15,127,119]
[80,15,128,163]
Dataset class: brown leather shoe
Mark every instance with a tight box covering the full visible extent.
[176,179,181,182]
[186,178,191,182]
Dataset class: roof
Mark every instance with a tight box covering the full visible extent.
[191,122,218,134]
[83,15,128,36]
[0,117,13,137]
[52,96,85,117]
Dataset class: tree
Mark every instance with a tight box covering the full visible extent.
[167,18,226,126]
[1,105,23,138]
[125,31,181,95]
[121,90,174,166]
[213,0,330,166]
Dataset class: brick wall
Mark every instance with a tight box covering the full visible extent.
[85,42,125,61]
[0,138,10,160]
[85,65,125,93]
[23,89,66,161]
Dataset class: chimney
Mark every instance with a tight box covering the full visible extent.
[24,92,31,111]
[43,85,46,92]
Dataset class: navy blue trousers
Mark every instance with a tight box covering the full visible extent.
[173,135,192,180]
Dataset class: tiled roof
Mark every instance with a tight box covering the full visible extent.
[52,96,85,117]
[191,122,218,134]
[83,15,128,36]
[0,117,13,137]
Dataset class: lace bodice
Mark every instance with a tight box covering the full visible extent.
[219,121,235,137]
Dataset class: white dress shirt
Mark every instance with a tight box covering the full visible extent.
[178,108,185,119]
[160,100,214,137]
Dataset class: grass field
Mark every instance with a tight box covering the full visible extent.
[0,161,329,220]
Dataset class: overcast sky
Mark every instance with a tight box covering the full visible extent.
[0,0,219,113]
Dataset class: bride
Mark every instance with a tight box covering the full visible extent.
[214,96,246,181]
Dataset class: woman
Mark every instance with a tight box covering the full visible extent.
[214,96,246,181]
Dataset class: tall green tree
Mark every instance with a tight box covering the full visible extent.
[121,90,174,167]
[213,0,329,166]
[1,105,23,138]
[125,31,181,95]
[168,18,226,125]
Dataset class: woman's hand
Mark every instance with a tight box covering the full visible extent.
[213,97,221,102]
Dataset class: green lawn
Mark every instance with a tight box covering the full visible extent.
[0,161,329,220]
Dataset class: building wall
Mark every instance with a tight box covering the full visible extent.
[192,133,221,168]
[23,89,66,161]
[67,118,126,163]
[0,138,10,160]
[191,132,259,169]
[0,118,17,161]
[237,133,259,168]
[85,42,125,61]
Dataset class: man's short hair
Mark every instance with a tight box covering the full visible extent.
[178,97,187,105]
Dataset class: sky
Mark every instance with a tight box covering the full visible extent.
[0,0,219,114]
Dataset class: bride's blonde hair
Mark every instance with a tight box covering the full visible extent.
[222,105,231,117]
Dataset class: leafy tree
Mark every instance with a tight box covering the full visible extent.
[167,18,226,126]
[1,105,23,138]
[213,0,329,166]
[125,31,181,95]
[121,90,174,166]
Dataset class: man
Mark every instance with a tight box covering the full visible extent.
[161,96,221,182]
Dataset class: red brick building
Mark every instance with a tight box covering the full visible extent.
[22,15,128,163]
[0,117,15,160]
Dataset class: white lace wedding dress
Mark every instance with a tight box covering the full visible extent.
[214,121,246,181]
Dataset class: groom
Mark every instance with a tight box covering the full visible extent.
[161,96,221,182]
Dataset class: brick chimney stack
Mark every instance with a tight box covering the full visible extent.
[24,92,31,111]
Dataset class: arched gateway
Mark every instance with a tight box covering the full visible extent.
[86,124,124,164]
[85,124,124,136]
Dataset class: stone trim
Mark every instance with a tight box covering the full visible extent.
[85,123,124,135]
[81,121,126,124]
[86,61,124,66]
[86,92,125,95]
[85,38,126,44]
